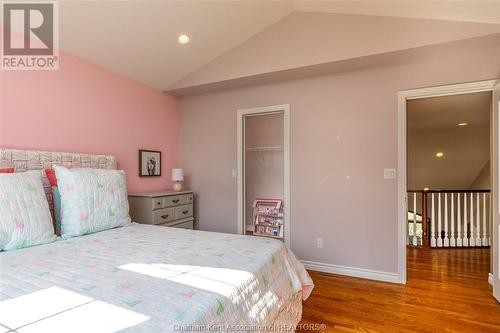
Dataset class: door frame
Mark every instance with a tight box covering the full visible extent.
[397,80,497,284]
[236,104,291,245]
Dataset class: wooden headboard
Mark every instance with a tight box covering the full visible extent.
[0,148,117,222]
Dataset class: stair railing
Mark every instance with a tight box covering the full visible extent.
[407,189,491,248]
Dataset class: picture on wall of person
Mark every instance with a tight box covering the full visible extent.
[139,150,161,177]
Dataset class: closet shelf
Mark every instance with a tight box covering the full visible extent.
[246,146,284,152]
[254,233,283,240]
[257,213,282,218]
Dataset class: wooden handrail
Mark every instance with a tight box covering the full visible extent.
[408,189,490,193]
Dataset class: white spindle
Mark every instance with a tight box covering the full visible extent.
[476,193,481,246]
[463,193,468,247]
[482,193,488,246]
[457,193,462,247]
[469,193,475,247]
[437,193,442,247]
[450,193,455,247]
[431,193,436,247]
[444,193,449,247]
[412,193,417,246]
[488,193,492,246]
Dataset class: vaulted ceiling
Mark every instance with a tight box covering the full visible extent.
[292,1,500,24]
[57,1,500,93]
[59,1,294,90]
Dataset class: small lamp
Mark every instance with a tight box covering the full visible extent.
[172,168,184,192]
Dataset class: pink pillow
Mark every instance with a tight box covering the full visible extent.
[45,168,58,186]
[0,168,14,173]
[44,168,61,235]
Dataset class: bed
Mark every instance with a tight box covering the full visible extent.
[0,149,313,332]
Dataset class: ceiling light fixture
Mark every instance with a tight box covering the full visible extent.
[435,152,444,158]
[178,34,190,44]
[423,187,429,191]
[458,122,468,127]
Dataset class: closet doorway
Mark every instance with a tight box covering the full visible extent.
[237,104,290,245]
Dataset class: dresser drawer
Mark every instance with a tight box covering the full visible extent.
[171,220,194,229]
[163,194,187,207]
[153,207,175,225]
[158,219,194,229]
[152,197,163,210]
[174,204,193,219]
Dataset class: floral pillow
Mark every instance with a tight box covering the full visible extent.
[54,166,132,238]
[0,171,57,250]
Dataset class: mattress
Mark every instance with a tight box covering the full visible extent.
[0,224,313,332]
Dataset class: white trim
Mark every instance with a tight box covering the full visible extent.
[401,80,497,100]
[237,110,244,235]
[489,273,494,286]
[397,89,408,284]
[236,104,291,246]
[302,260,400,284]
[397,80,496,285]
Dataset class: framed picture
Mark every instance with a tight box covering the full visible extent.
[139,150,161,177]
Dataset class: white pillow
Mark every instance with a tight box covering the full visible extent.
[54,166,131,238]
[0,171,57,250]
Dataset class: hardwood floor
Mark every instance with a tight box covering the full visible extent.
[298,247,500,332]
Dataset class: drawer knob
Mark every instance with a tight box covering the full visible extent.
[161,214,169,219]
[172,199,180,203]
[182,210,189,214]
[156,201,162,205]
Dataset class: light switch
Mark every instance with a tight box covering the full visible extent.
[231,169,237,178]
[384,168,396,179]
[316,238,324,249]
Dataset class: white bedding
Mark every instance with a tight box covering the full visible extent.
[0,224,313,332]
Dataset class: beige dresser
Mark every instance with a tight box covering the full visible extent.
[128,191,194,229]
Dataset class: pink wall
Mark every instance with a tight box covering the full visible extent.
[0,51,178,193]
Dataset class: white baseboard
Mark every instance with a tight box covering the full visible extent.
[301,260,400,284]
[489,273,494,286]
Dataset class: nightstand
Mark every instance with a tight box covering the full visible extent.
[128,191,194,229]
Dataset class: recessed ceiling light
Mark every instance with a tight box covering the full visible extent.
[435,152,444,158]
[178,34,190,44]
[458,122,468,127]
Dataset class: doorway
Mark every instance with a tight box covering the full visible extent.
[397,80,497,285]
[236,104,290,245]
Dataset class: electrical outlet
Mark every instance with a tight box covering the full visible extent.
[316,238,324,249]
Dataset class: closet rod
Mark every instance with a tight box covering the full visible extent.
[246,146,284,152]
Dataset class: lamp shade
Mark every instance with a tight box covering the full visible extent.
[172,168,184,181]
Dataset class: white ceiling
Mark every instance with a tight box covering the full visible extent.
[407,92,492,131]
[292,1,500,24]
[58,1,500,91]
[407,92,491,190]
[59,1,294,90]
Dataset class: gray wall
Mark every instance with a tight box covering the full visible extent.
[179,34,500,275]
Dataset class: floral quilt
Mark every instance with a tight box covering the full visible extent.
[0,224,313,332]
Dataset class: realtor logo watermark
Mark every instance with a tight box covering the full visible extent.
[1,1,59,70]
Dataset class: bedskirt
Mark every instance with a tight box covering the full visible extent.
[267,292,303,332]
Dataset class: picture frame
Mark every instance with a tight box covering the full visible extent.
[139,150,161,177]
